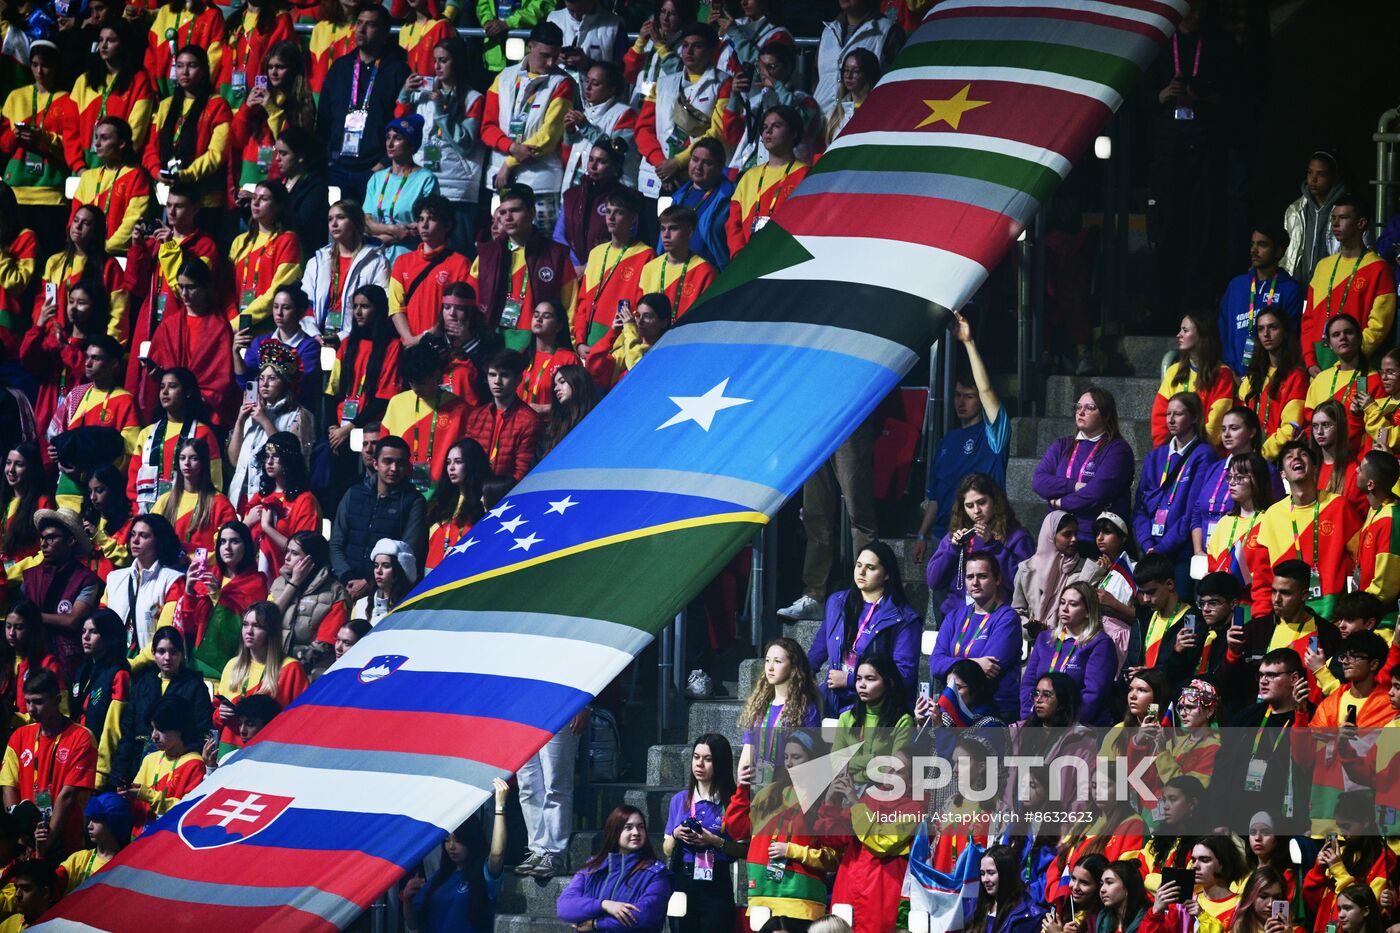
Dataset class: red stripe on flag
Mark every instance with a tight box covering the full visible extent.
[270,705,552,770]
[924,3,1164,40]
[777,193,1013,267]
[50,884,337,933]
[861,79,1112,160]
[119,830,399,902]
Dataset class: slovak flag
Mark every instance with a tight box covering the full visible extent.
[904,824,984,931]
[177,788,296,850]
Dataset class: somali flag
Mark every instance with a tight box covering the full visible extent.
[905,825,983,931]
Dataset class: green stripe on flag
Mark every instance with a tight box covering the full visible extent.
[698,224,814,304]
[890,39,1139,92]
[405,520,760,632]
[814,145,1061,205]
[194,604,243,680]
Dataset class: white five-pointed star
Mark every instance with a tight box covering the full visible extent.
[486,500,514,519]
[496,515,527,534]
[511,532,543,552]
[545,495,579,516]
[657,378,753,431]
[446,537,479,556]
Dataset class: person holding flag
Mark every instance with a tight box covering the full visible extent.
[1301,196,1396,376]
[175,521,269,677]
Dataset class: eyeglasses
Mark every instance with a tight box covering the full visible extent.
[1074,403,1099,413]
[38,532,67,543]
[1032,690,1056,700]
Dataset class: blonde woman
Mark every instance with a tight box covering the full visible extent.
[1018,582,1116,725]
[735,637,820,782]
[213,601,308,753]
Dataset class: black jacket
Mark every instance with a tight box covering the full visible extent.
[318,49,411,172]
[330,474,428,583]
[115,665,215,786]
[286,169,330,255]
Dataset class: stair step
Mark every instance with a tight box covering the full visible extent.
[1118,335,1176,378]
[1044,374,1163,414]
[686,698,746,751]
[494,916,578,932]
[1013,416,1155,461]
[646,744,694,786]
[497,874,573,918]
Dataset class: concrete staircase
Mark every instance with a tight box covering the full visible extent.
[490,336,1173,930]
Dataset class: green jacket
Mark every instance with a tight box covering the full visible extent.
[474,0,557,72]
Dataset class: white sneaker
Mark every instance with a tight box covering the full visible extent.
[777,595,823,621]
[685,669,713,698]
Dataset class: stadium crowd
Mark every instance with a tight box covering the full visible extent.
[0,0,1394,932]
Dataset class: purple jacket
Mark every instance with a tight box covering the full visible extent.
[1031,435,1135,543]
[1188,455,1284,541]
[1018,629,1117,726]
[807,591,922,716]
[928,603,1022,717]
[556,853,673,933]
[926,528,1034,621]
[1132,439,1218,558]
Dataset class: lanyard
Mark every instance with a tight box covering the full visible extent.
[659,255,692,299]
[1249,273,1276,322]
[167,11,188,58]
[756,160,796,216]
[843,598,881,666]
[1064,437,1103,484]
[1250,707,1291,760]
[1325,253,1366,321]
[1171,33,1201,77]
[1049,635,1078,673]
[97,73,116,122]
[413,395,441,468]
[81,386,112,424]
[593,242,629,307]
[524,352,556,403]
[29,87,52,133]
[96,167,120,216]
[1206,456,1232,515]
[31,728,60,798]
[1255,369,1277,431]
[953,605,996,657]
[1226,511,1258,551]
[1328,365,1362,404]
[1157,440,1195,507]
[489,406,507,464]
[171,97,194,150]
[375,169,413,222]
[1288,499,1321,567]
[350,58,380,110]
[330,253,347,313]
[243,232,274,296]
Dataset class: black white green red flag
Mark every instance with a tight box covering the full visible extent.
[35,1,1187,928]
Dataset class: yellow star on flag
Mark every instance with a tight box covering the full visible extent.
[916,84,990,130]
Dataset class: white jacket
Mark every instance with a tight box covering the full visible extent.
[403,85,486,203]
[104,561,184,654]
[812,14,894,112]
[301,242,391,339]
[546,7,624,63]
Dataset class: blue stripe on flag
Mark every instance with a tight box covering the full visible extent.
[302,669,591,726]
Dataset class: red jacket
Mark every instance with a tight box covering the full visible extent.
[465,400,542,482]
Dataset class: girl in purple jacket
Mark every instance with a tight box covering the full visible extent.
[925,473,1034,622]
[928,549,1022,720]
[557,805,673,933]
[1019,582,1117,725]
[806,541,922,717]
[1031,385,1136,548]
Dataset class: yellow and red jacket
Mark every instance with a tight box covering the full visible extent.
[573,240,652,347]
[70,70,158,167]
[725,159,807,257]
[637,252,715,319]
[1303,251,1397,371]
[70,164,154,255]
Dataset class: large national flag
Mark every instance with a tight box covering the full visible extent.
[36,1,1187,929]
[905,827,984,931]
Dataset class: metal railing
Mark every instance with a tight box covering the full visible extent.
[1373,106,1400,229]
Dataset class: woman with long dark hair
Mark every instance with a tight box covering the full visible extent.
[540,364,598,458]
[229,179,303,331]
[233,283,321,409]
[2,600,66,723]
[71,609,130,790]
[1,442,55,565]
[1204,453,1276,619]
[1097,861,1149,933]
[970,844,1045,933]
[173,520,269,673]
[143,45,232,211]
[72,21,157,168]
[832,652,914,787]
[21,277,113,438]
[425,438,491,571]
[430,282,497,406]
[273,124,331,255]
[35,204,126,341]
[217,0,294,109]
[145,0,226,97]
[228,340,314,511]
[115,624,213,786]
[1009,673,1097,818]
[245,431,322,580]
[1189,405,1267,561]
[1152,312,1235,448]
[1,42,78,252]
[81,463,134,580]
[663,733,741,932]
[1044,853,1109,933]
[127,367,223,515]
[401,778,510,933]
[326,285,401,493]
[519,299,581,414]
[1237,307,1307,461]
[558,805,673,933]
[806,540,921,717]
[101,513,185,658]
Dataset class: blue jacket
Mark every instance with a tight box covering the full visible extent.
[983,895,1046,933]
[927,603,1021,717]
[924,409,1011,537]
[807,591,922,716]
[1218,268,1304,376]
[1187,454,1284,541]
[556,853,672,933]
[1019,629,1117,726]
[1132,439,1218,559]
[667,178,736,270]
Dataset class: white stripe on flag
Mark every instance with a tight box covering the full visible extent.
[884,65,1122,110]
[761,235,989,312]
[825,130,1072,177]
[929,0,1183,36]
[197,759,492,825]
[333,628,635,695]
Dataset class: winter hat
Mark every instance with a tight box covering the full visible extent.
[371,538,418,584]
